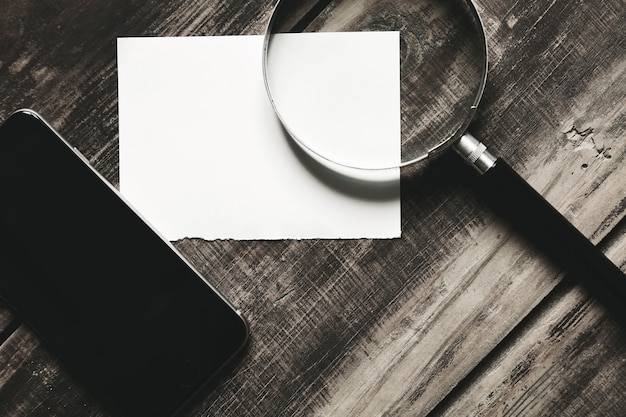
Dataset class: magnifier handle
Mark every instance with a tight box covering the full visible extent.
[456,133,626,320]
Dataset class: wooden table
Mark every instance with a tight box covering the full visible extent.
[1,0,626,415]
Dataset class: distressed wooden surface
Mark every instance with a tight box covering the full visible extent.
[432,220,626,417]
[1,0,626,416]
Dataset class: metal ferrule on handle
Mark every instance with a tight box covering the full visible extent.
[455,133,497,174]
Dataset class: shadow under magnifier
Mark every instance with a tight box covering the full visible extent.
[277,123,400,202]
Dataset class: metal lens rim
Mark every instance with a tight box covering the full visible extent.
[262,0,489,170]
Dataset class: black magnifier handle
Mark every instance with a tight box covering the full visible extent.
[456,133,626,320]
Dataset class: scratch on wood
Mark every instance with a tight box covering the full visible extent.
[548,297,592,340]
[564,125,613,160]
[565,125,594,140]
[273,289,296,305]
[508,351,538,386]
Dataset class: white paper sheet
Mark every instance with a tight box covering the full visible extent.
[117,35,400,241]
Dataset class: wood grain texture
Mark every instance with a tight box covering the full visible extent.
[1,0,626,416]
[431,220,626,416]
[0,326,108,417]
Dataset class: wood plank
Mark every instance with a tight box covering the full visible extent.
[430,220,626,416]
[0,1,625,416]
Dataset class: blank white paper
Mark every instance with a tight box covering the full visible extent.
[117,35,400,241]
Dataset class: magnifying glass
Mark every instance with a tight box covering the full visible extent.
[263,0,626,315]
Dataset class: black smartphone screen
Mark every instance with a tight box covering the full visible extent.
[0,110,248,417]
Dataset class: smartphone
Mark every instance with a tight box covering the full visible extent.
[0,110,249,417]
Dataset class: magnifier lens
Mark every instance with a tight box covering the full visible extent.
[264,0,487,170]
